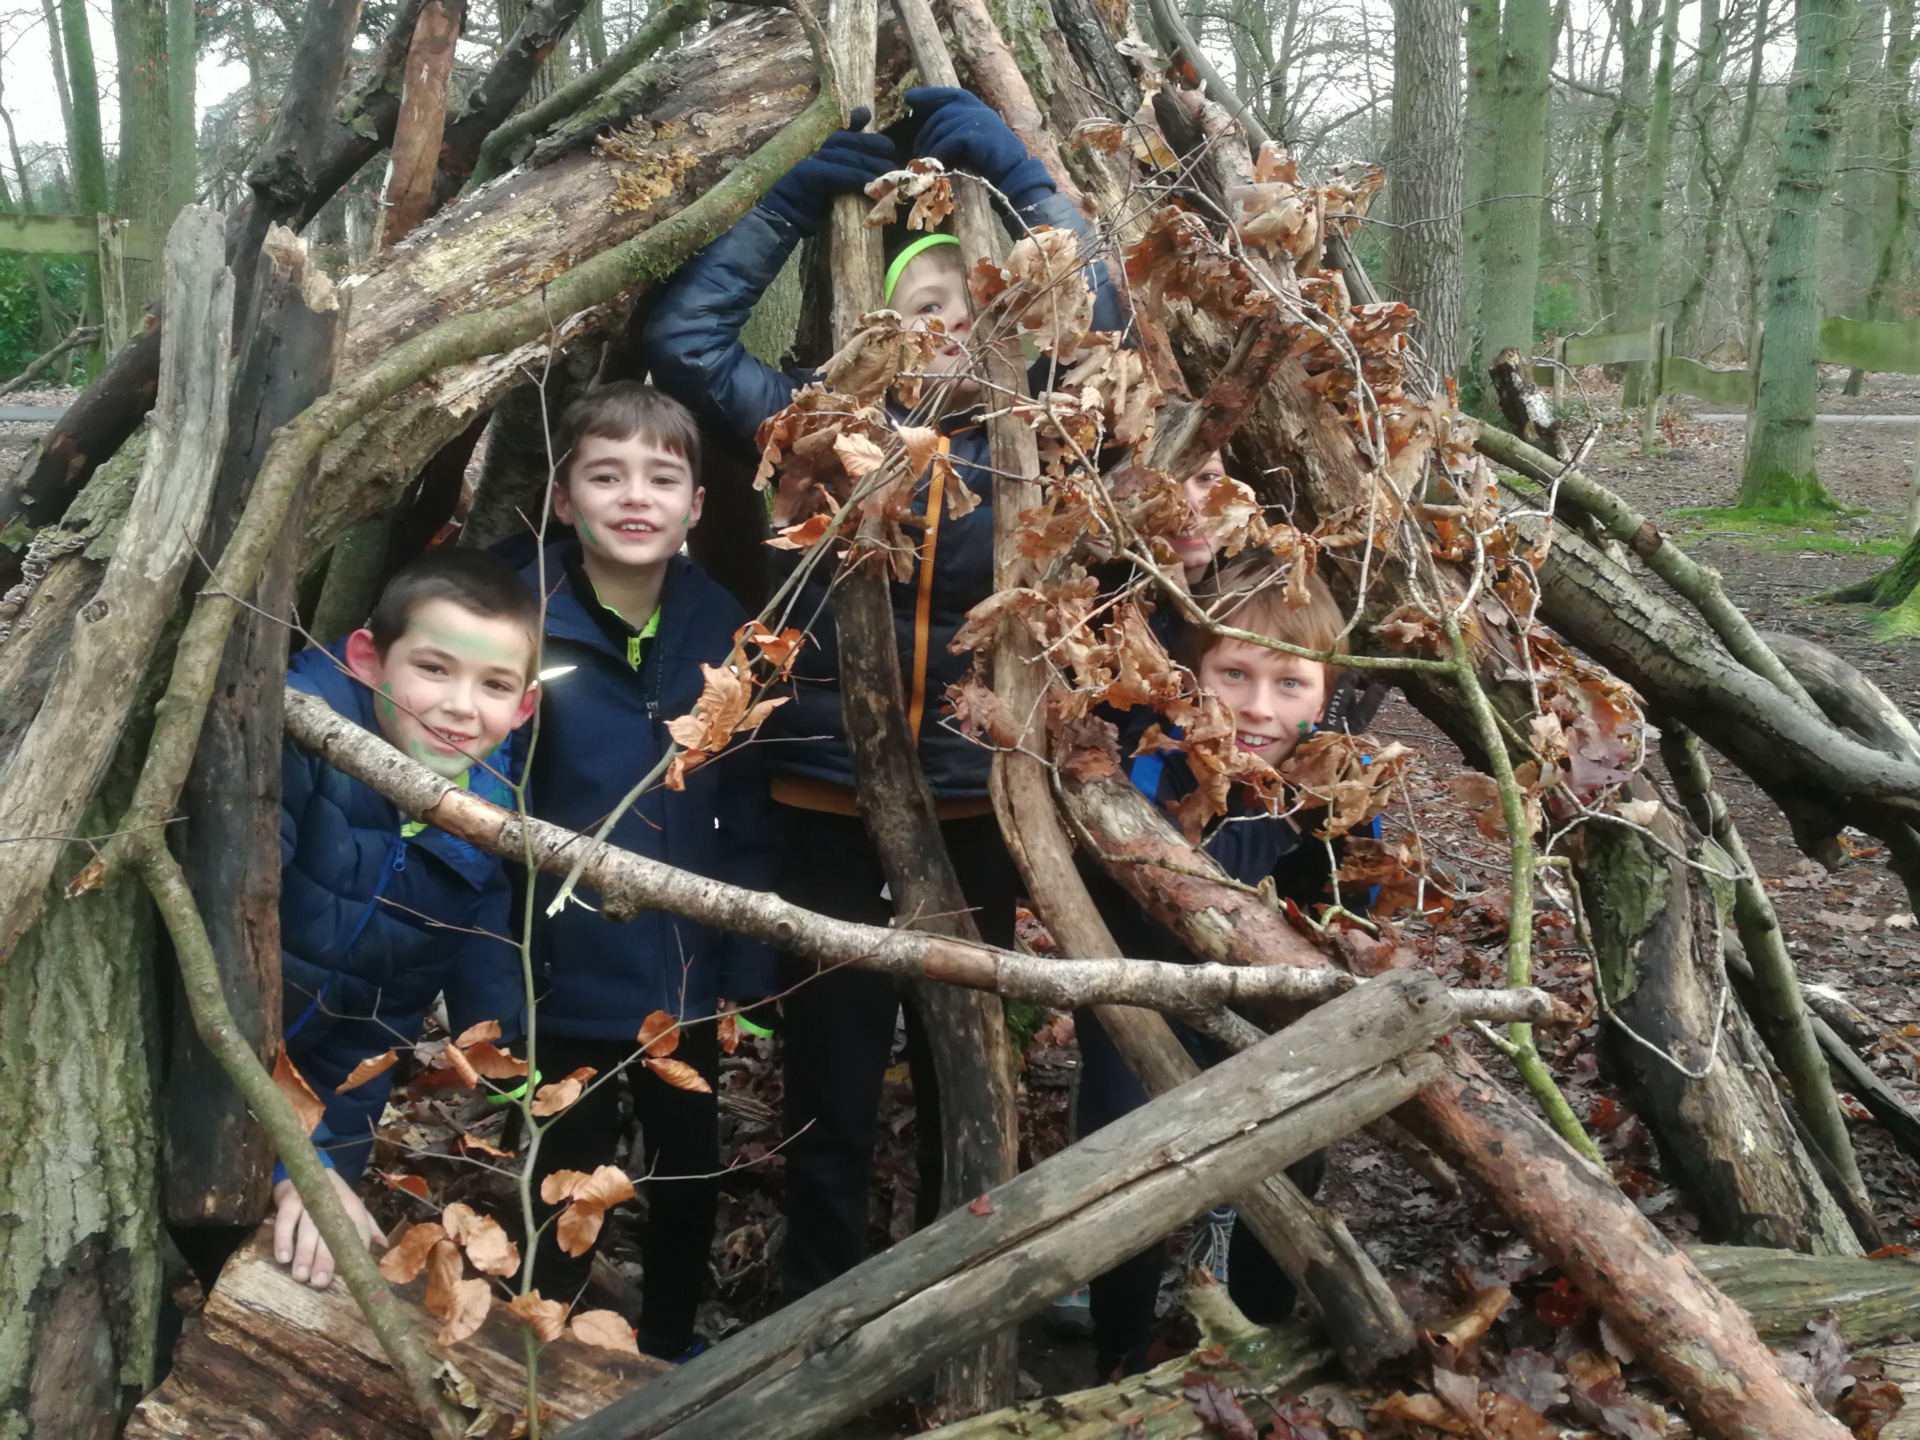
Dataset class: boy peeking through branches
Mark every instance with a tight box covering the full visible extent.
[1074,558,1372,1378]
[640,87,1121,1299]
[265,550,539,1292]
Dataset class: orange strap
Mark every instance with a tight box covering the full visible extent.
[906,452,948,744]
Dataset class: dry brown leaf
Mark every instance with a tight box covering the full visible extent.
[543,1165,638,1257]
[834,431,887,479]
[378,1222,448,1284]
[466,1041,528,1080]
[442,1041,481,1090]
[569,1309,641,1355]
[765,512,839,552]
[637,1010,681,1057]
[452,1020,502,1049]
[442,1203,520,1278]
[717,1013,739,1055]
[644,1057,713,1093]
[531,1065,598,1118]
[273,1045,327,1135]
[336,1050,399,1094]
[505,1291,569,1343]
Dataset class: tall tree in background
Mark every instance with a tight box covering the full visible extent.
[1844,0,1915,392]
[41,0,79,195]
[113,0,176,311]
[1740,0,1856,510]
[1384,0,1462,372]
[1621,0,1681,403]
[59,0,110,216]
[1474,0,1554,369]
[1837,0,1887,321]
[1593,0,1655,330]
[168,0,197,213]
[1672,0,1766,350]
[1457,0,1500,388]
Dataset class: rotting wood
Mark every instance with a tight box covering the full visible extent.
[551,972,1455,1440]
[166,227,341,1230]
[0,208,233,963]
[373,0,466,251]
[124,1229,667,1440]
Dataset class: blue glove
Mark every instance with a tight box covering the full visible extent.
[761,108,899,236]
[906,87,1055,212]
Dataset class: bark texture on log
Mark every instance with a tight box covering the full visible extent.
[552,972,1455,1440]
[0,778,164,1436]
[374,0,467,252]
[166,229,341,1228]
[306,6,835,553]
[1408,1054,1852,1440]
[124,1229,666,1439]
[0,209,233,963]
[1572,785,1859,1254]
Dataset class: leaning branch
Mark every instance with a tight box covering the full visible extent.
[136,842,465,1438]
[282,688,1554,1026]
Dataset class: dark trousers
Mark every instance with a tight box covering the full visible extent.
[1075,1006,1325,1373]
[524,1024,721,1356]
[775,804,1019,1298]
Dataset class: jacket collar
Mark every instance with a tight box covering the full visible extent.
[527,543,688,660]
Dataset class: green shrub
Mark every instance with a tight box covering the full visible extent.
[1533,278,1585,342]
[0,254,89,382]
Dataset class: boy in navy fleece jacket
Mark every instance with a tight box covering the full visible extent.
[275,548,539,1291]
[515,381,777,1360]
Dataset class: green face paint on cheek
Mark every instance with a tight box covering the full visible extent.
[578,518,599,546]
[376,681,397,722]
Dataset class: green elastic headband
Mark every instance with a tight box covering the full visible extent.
[884,233,962,305]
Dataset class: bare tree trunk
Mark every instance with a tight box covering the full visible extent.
[1383,0,1463,374]
[373,0,467,250]
[113,0,176,312]
[165,228,341,1234]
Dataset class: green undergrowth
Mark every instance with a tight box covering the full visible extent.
[1662,505,1900,557]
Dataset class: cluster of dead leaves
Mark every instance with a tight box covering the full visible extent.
[863,158,955,233]
[662,621,805,789]
[379,1204,638,1356]
[1124,205,1275,322]
[968,226,1097,359]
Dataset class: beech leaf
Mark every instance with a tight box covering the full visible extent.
[570,1309,641,1355]
[644,1056,712,1093]
[637,1010,681,1057]
[273,1045,327,1135]
[336,1049,398,1094]
[506,1291,569,1343]
[378,1222,448,1284]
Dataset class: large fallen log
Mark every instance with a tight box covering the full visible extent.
[124,1229,667,1439]
[551,970,1453,1440]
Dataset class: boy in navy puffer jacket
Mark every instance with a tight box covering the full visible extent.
[1075,562,1362,1379]
[513,381,778,1361]
[276,548,540,1291]
[640,87,1122,1300]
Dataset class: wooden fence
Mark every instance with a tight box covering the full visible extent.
[0,213,163,356]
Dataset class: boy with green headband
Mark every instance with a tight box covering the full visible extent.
[640,89,1120,1301]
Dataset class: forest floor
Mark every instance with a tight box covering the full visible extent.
[10,372,1919,1430]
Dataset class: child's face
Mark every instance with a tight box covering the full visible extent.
[346,598,538,778]
[1196,637,1329,766]
[893,252,978,403]
[1172,451,1231,580]
[554,433,704,571]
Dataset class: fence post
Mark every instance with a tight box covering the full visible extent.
[1639,319,1662,452]
[1742,323,1764,477]
[95,214,129,356]
[1553,335,1566,407]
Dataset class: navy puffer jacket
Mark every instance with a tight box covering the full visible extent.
[517,546,779,1037]
[639,194,1121,798]
[280,643,523,1179]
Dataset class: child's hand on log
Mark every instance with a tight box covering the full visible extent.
[272,1170,388,1291]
